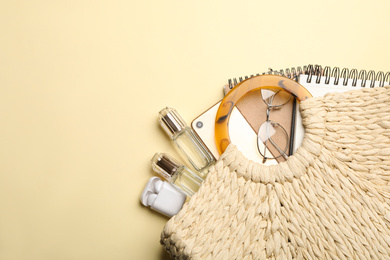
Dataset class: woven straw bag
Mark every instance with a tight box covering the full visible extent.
[161,86,390,259]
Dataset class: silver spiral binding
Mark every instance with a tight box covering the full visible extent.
[227,65,390,90]
[304,65,390,88]
[227,65,313,90]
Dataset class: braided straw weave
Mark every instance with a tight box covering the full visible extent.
[161,86,390,259]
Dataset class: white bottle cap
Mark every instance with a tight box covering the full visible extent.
[140,177,187,217]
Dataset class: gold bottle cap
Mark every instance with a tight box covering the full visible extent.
[151,153,181,182]
[159,107,187,138]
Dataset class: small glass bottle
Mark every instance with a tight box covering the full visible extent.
[159,107,215,177]
[151,153,203,197]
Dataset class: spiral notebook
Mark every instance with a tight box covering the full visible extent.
[222,65,390,157]
[191,65,390,165]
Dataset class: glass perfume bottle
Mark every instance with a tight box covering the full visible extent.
[151,153,203,197]
[159,107,215,177]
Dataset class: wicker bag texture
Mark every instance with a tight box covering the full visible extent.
[162,86,390,259]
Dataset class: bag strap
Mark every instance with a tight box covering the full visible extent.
[214,74,312,155]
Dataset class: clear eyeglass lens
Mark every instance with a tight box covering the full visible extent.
[261,89,292,108]
[257,121,289,160]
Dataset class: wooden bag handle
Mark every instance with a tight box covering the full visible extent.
[215,74,313,155]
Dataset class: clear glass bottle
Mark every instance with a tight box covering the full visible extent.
[151,153,203,197]
[159,107,215,177]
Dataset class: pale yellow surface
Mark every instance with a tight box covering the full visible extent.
[0,1,390,259]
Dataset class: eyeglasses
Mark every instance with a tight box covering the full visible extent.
[257,89,292,163]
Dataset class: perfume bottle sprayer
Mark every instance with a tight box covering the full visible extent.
[159,107,215,178]
[151,153,202,197]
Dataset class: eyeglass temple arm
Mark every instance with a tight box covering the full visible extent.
[267,135,289,160]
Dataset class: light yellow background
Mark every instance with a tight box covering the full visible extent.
[1,1,390,259]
